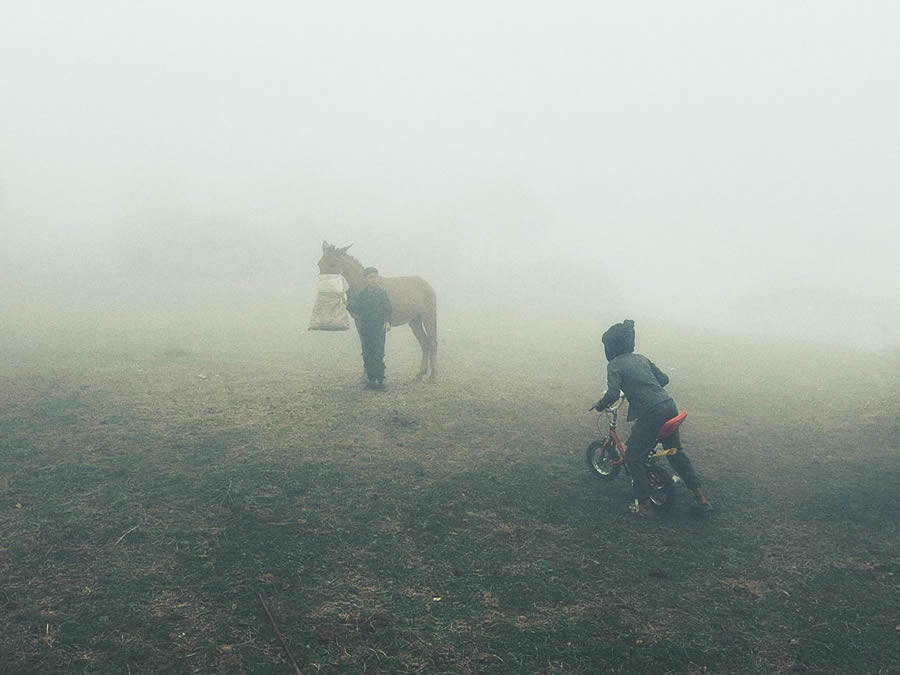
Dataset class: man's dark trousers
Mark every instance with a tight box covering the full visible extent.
[360,321,386,382]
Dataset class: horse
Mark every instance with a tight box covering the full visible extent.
[317,241,438,381]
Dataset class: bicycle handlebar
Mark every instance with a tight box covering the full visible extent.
[590,394,625,413]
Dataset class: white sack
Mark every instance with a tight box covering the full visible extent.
[316,274,347,294]
[308,274,351,331]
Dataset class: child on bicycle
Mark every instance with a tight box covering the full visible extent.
[593,320,711,517]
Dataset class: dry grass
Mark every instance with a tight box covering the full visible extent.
[1,327,898,673]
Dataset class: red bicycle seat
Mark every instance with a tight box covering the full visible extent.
[657,412,687,440]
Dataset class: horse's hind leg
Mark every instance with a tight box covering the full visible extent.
[424,312,437,382]
[428,335,437,382]
[409,318,429,379]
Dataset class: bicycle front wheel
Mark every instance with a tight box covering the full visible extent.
[586,438,621,479]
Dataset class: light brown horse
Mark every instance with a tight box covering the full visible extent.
[318,241,438,381]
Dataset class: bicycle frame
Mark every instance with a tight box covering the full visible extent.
[595,396,681,469]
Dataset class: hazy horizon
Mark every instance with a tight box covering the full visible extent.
[3,2,898,351]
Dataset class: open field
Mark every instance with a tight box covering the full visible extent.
[1,322,898,673]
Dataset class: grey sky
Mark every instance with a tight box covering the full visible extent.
[2,2,898,346]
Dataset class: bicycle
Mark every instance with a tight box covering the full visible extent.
[585,395,688,511]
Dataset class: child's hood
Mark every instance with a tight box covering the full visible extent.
[602,319,635,362]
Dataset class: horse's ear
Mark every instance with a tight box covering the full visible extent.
[322,240,330,252]
[338,244,353,254]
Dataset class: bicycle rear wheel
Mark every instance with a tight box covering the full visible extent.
[647,463,676,511]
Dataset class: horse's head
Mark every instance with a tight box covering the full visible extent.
[318,240,353,275]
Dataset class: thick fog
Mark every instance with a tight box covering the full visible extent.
[2,1,899,351]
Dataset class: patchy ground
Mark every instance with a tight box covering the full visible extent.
[1,326,898,673]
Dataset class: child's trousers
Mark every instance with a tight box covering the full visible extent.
[625,399,702,501]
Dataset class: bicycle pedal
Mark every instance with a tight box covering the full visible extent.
[649,448,678,459]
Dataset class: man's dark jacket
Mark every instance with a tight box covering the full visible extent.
[347,285,392,326]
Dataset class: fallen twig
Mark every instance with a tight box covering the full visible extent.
[258,592,302,674]
[113,525,139,546]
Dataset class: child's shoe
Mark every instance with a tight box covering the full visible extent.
[691,488,712,511]
[628,499,655,518]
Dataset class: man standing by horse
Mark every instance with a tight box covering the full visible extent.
[346,267,393,390]
[318,242,438,382]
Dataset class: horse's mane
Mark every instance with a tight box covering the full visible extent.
[325,245,364,271]
[339,251,364,270]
